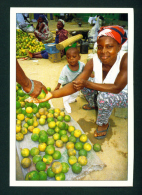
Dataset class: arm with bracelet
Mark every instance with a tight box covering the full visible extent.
[16,59,48,98]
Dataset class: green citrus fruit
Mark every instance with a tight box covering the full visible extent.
[32,107,39,114]
[68,126,75,133]
[78,149,87,157]
[16,132,24,141]
[57,115,64,122]
[37,89,46,99]
[26,112,33,118]
[61,134,69,143]
[28,170,39,180]
[72,163,82,174]
[16,101,21,109]
[64,115,71,122]
[32,155,42,164]
[27,119,34,126]
[68,135,77,143]
[66,142,74,150]
[59,130,67,136]
[53,150,61,160]
[39,118,46,126]
[21,127,28,135]
[61,162,70,173]
[43,154,53,164]
[83,143,92,151]
[39,130,47,136]
[48,109,54,114]
[45,145,55,155]
[93,143,101,152]
[74,142,83,151]
[45,101,51,109]
[31,133,39,142]
[48,121,56,129]
[39,171,47,180]
[46,137,55,145]
[47,117,54,123]
[39,102,46,108]
[55,172,65,181]
[58,122,66,130]
[54,126,60,133]
[47,128,55,136]
[53,133,61,141]
[47,87,51,91]
[30,147,40,157]
[17,89,25,97]
[47,167,55,178]
[55,140,64,148]
[36,161,46,171]
[79,134,88,143]
[39,134,48,143]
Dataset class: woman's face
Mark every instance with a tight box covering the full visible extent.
[97,36,122,66]
[57,21,64,30]
[38,17,43,23]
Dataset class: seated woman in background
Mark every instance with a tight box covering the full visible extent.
[28,19,68,59]
[34,14,53,43]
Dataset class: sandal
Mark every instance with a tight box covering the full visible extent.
[26,50,33,59]
[94,123,110,139]
[82,104,98,110]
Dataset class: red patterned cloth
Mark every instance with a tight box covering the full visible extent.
[56,29,68,57]
[97,25,127,45]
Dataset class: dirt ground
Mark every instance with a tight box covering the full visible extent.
[16,19,128,181]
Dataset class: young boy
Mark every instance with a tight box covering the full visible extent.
[54,47,94,113]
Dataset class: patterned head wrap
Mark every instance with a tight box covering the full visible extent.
[39,14,48,24]
[97,25,127,45]
[58,19,65,26]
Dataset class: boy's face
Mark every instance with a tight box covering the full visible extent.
[66,50,80,66]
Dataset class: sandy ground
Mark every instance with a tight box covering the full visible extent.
[16,20,128,181]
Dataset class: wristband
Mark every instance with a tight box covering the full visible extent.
[22,79,34,95]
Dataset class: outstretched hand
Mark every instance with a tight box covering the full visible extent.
[72,79,86,91]
[25,91,53,103]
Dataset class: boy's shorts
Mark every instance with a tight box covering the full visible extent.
[41,50,48,59]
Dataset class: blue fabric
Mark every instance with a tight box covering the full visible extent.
[55,34,59,44]
[41,50,48,59]
[39,14,48,24]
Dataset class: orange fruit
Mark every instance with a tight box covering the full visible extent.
[21,127,28,135]
[28,126,34,133]
[47,128,55,136]
[47,117,54,123]
[48,121,56,129]
[54,126,60,133]
[33,128,40,134]
[39,130,47,136]
[72,163,82,174]
[54,108,60,113]
[60,111,65,117]
[48,109,54,114]
[54,112,59,118]
[16,101,21,109]
[58,122,66,130]
[46,137,55,145]
[68,135,76,143]
[39,134,48,143]
[39,108,45,115]
[33,120,39,127]
[27,119,34,126]
[45,101,51,109]
[57,115,64,122]
[59,130,67,136]
[47,113,54,118]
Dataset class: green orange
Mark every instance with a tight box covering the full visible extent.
[52,150,61,160]
[55,173,65,181]
[36,161,46,171]
[43,154,53,164]
[39,171,47,180]
[72,163,82,174]
[47,167,55,178]
[61,162,70,173]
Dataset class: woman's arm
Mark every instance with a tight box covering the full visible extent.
[73,53,128,94]
[38,23,44,32]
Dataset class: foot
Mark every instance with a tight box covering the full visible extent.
[94,123,109,137]
[82,104,98,110]
[28,51,33,58]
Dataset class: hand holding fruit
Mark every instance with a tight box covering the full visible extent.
[25,91,53,103]
[72,79,86,91]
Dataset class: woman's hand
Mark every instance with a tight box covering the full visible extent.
[72,79,86,91]
[25,91,53,103]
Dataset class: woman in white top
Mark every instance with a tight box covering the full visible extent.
[26,25,128,139]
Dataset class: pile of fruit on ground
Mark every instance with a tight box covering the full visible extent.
[16,29,45,59]
[16,83,101,181]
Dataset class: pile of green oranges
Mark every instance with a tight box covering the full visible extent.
[16,83,101,181]
[16,29,45,58]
